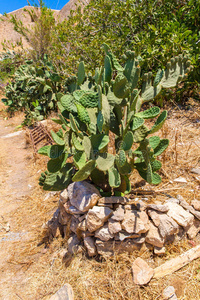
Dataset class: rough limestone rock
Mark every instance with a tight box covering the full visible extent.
[191,200,200,211]
[147,209,161,227]
[83,237,97,257]
[95,224,114,241]
[162,286,177,300]
[158,214,179,238]
[154,246,166,256]
[147,203,168,212]
[77,219,87,232]
[132,257,154,285]
[121,210,149,234]
[70,216,80,234]
[60,189,69,203]
[186,219,200,239]
[96,238,141,256]
[145,221,164,247]
[67,235,82,254]
[59,207,71,226]
[95,239,114,256]
[108,219,122,235]
[86,206,113,232]
[166,202,194,228]
[110,205,125,221]
[180,199,200,220]
[67,181,101,212]
[50,283,74,300]
[98,196,129,205]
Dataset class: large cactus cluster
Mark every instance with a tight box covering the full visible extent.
[2,56,62,125]
[39,45,192,193]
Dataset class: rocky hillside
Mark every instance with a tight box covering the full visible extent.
[0,0,87,51]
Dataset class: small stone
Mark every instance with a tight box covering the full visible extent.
[174,176,187,183]
[147,209,161,227]
[147,203,168,212]
[98,196,129,205]
[158,214,179,238]
[95,224,114,241]
[67,235,82,255]
[136,201,148,211]
[122,210,149,234]
[78,219,87,232]
[67,181,101,212]
[78,215,86,222]
[68,206,82,215]
[191,200,200,211]
[86,206,113,232]
[59,209,71,226]
[191,168,200,175]
[154,246,166,256]
[84,237,97,257]
[110,205,125,221]
[145,221,164,247]
[95,239,114,256]
[60,189,69,203]
[166,198,180,204]
[186,219,200,239]
[81,231,94,239]
[70,216,79,234]
[179,199,200,221]
[108,219,122,235]
[132,257,154,285]
[49,283,74,300]
[162,286,177,300]
[166,202,194,228]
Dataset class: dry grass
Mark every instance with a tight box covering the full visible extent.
[0,99,200,299]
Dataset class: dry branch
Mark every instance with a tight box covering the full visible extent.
[153,244,200,278]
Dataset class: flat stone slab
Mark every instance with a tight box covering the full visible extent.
[145,221,164,247]
[132,257,154,285]
[86,206,113,232]
[121,210,149,234]
[166,202,194,228]
[50,283,74,300]
[98,196,130,205]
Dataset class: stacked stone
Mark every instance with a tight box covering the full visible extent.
[47,181,200,257]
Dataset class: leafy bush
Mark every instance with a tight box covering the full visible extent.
[38,45,192,193]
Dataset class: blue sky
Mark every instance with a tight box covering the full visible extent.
[0,0,69,14]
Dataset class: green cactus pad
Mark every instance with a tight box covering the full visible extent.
[115,175,131,194]
[132,125,149,143]
[122,131,134,151]
[116,158,131,175]
[47,152,68,173]
[77,61,85,86]
[90,134,109,151]
[113,73,130,98]
[90,168,107,187]
[83,136,92,160]
[47,144,65,159]
[96,153,115,171]
[72,132,84,151]
[73,151,87,169]
[72,160,96,181]
[102,95,110,129]
[42,164,73,191]
[154,139,169,156]
[153,69,164,87]
[130,117,144,131]
[135,106,160,119]
[76,103,91,124]
[108,167,121,188]
[73,90,99,108]
[104,55,112,83]
[51,130,65,146]
[150,110,167,134]
[38,145,51,156]
[124,57,140,91]
[148,136,160,149]
[118,149,126,167]
[97,111,104,132]
[60,94,77,113]
[69,114,84,139]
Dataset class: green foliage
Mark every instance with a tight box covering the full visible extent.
[39,47,191,193]
[1,57,62,125]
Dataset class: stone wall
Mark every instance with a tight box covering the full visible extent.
[45,181,200,257]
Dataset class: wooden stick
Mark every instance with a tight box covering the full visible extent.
[153,244,200,278]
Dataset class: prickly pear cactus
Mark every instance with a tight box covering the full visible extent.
[39,45,192,193]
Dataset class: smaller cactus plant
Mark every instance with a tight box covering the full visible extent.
[39,45,192,193]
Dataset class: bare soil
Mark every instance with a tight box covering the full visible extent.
[0,98,200,300]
